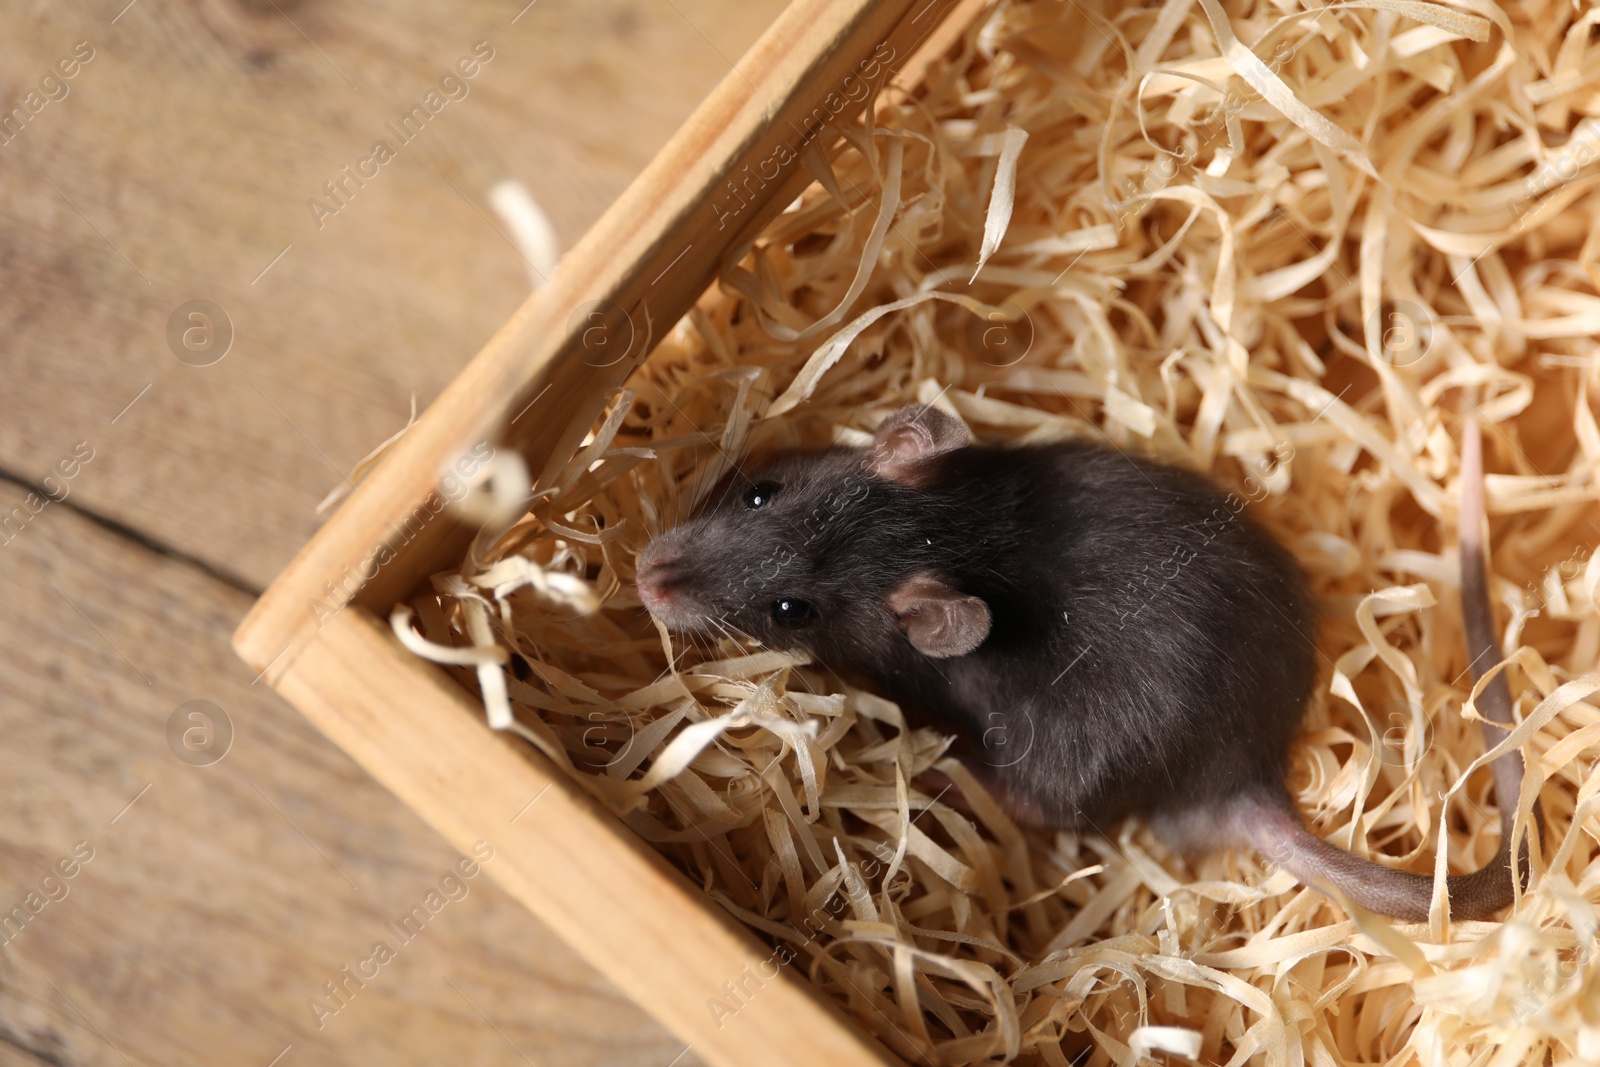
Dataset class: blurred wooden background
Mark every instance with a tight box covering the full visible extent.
[0,1,786,1063]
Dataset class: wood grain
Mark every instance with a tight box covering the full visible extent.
[0,467,703,1061]
[0,0,786,593]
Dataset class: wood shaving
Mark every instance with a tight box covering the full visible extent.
[398,0,1600,1062]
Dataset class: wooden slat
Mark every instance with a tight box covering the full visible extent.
[234,0,973,677]
[0,483,697,1066]
[275,605,903,1067]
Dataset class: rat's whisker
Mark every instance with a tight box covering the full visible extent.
[709,616,747,651]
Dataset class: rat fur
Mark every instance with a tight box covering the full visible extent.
[637,404,1535,921]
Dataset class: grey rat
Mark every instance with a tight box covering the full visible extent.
[637,404,1535,921]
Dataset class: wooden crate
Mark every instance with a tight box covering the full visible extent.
[233,2,987,1064]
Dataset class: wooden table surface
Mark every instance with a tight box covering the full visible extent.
[0,1,785,1063]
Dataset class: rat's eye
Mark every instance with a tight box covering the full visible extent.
[772,597,816,628]
[743,481,781,510]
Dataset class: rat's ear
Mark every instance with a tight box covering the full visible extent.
[869,405,968,483]
[886,574,990,658]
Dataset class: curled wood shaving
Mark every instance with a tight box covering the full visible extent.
[973,126,1031,281]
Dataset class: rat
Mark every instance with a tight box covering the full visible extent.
[635,404,1535,921]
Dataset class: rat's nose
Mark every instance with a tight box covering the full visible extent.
[637,562,671,606]
[636,543,681,608]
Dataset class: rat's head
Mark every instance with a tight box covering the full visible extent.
[636,405,993,661]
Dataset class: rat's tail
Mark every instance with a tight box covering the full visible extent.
[1230,415,1537,922]
[1229,786,1521,921]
